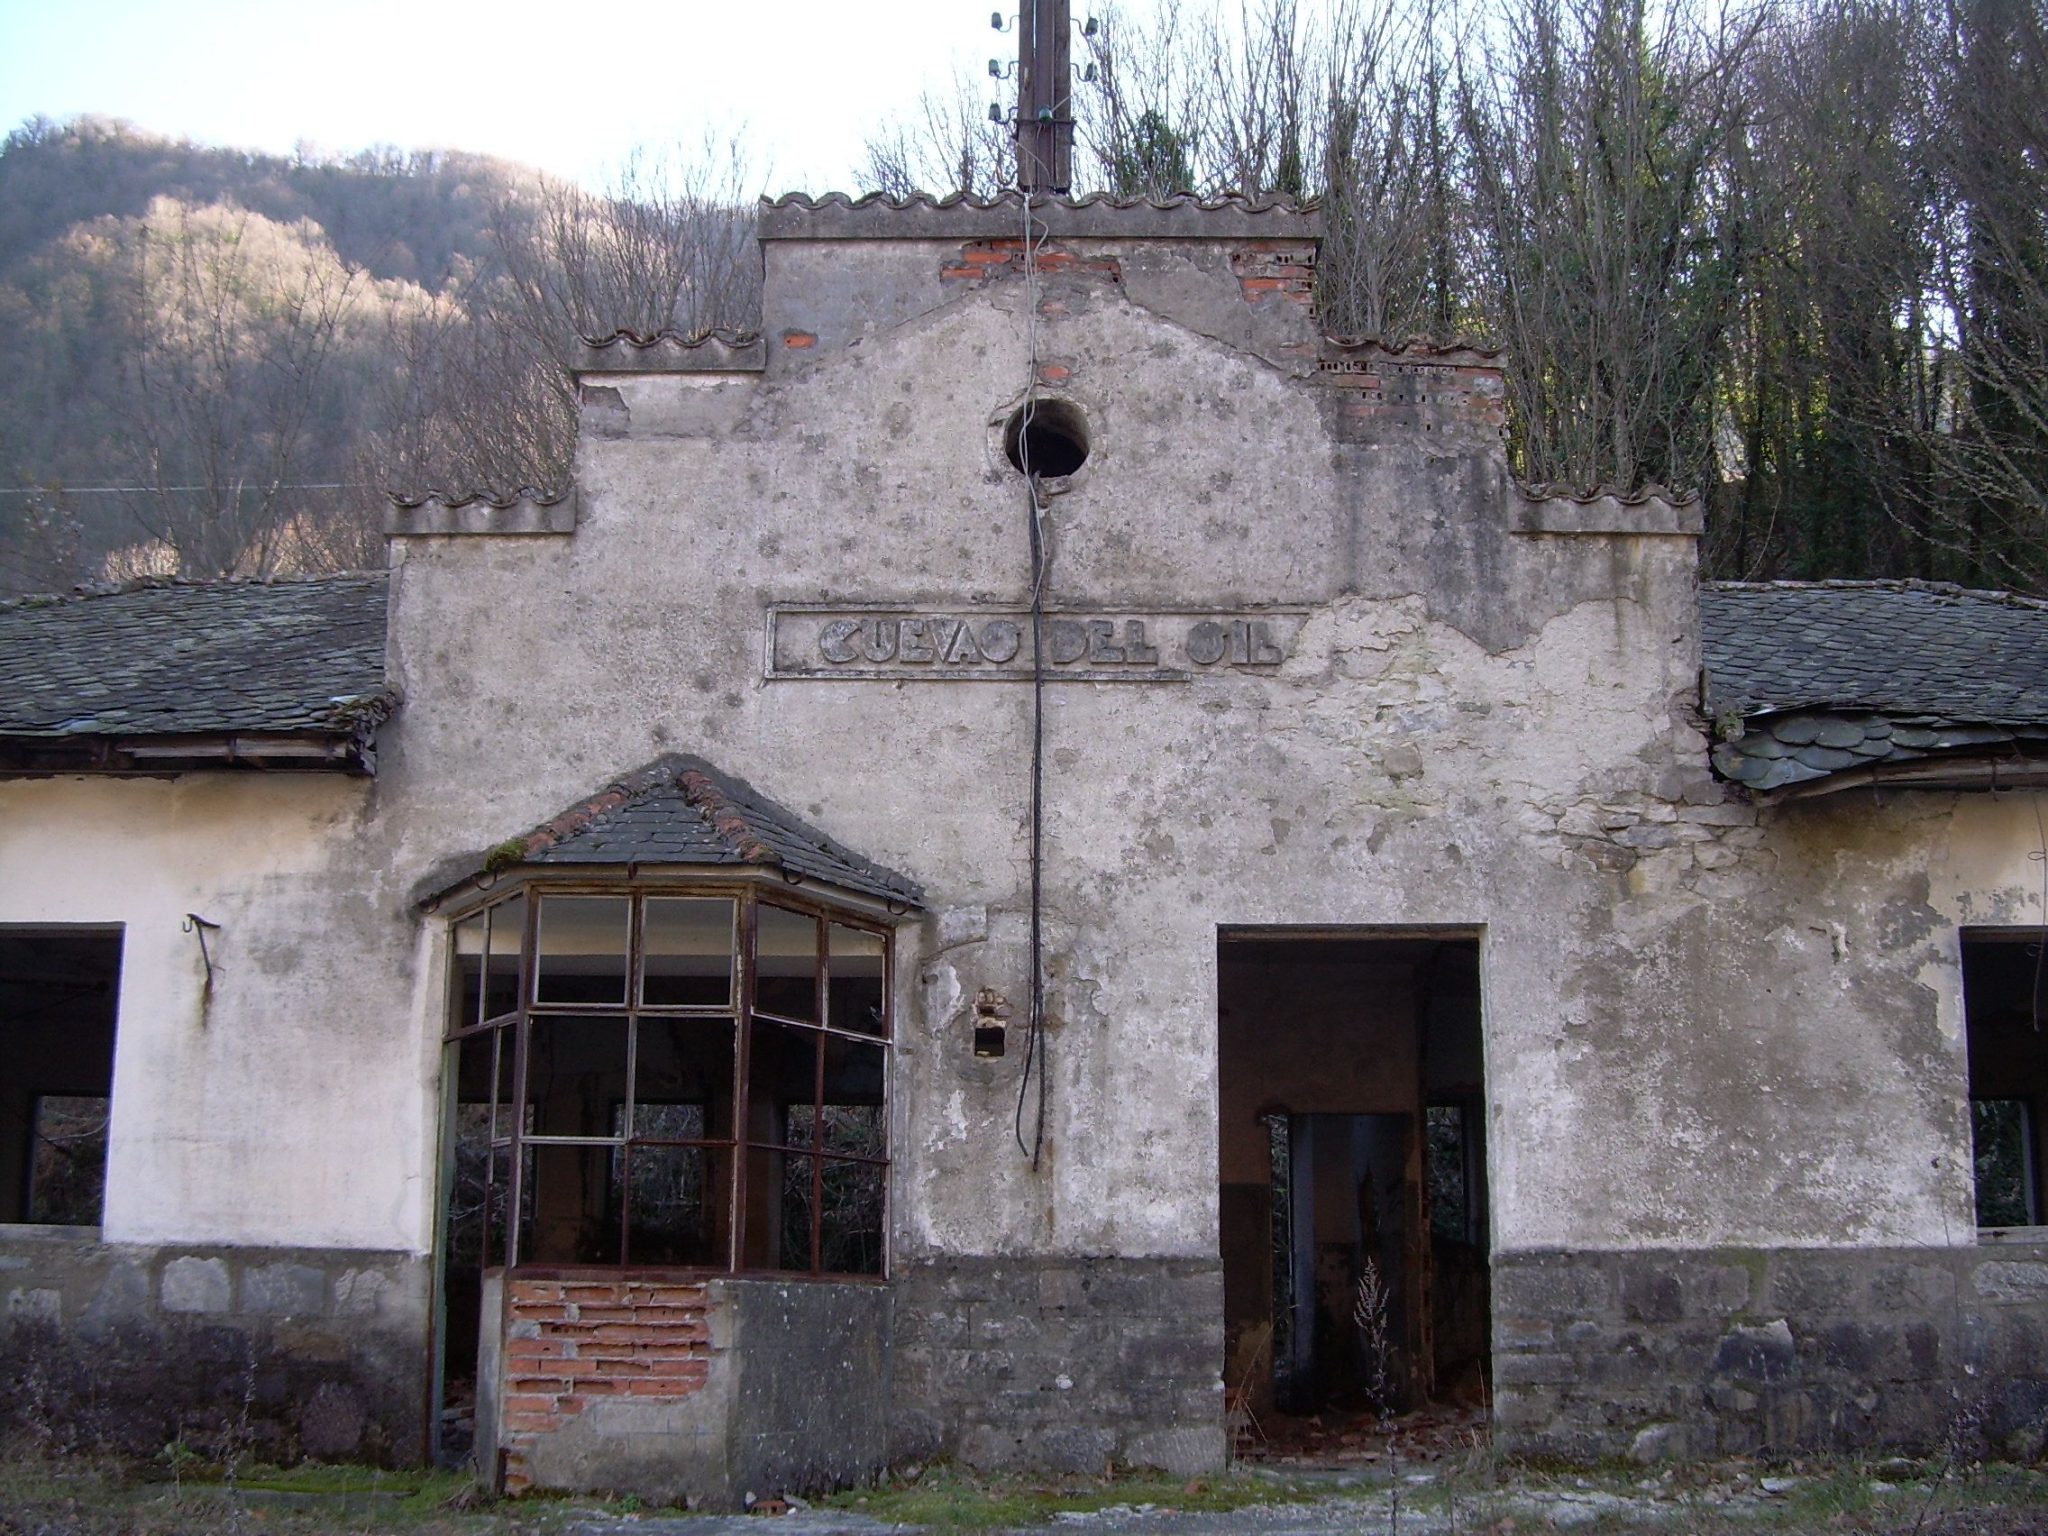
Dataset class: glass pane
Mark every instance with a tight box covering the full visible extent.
[819,1157,885,1276]
[743,1147,816,1272]
[644,898,735,1007]
[747,1019,819,1148]
[628,1145,731,1266]
[27,1095,107,1226]
[821,1036,887,1157]
[452,913,485,1033]
[534,894,628,1006]
[484,895,525,1020]
[755,905,820,1021]
[525,1142,623,1264]
[526,1015,628,1139]
[828,923,887,1036]
[634,1017,735,1140]
[492,1023,517,1142]
[1973,1098,2037,1227]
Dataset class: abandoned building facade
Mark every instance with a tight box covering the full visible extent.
[3,192,2047,1502]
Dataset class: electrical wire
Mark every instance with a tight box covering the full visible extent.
[1014,180,1053,1169]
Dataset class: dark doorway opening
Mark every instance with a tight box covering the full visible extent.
[0,928,123,1226]
[1218,929,1488,1454]
[1961,930,2048,1229]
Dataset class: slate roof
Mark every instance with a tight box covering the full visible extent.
[470,754,924,908]
[1700,581,2048,794]
[0,574,392,744]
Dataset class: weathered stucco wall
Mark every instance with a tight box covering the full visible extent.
[376,199,2027,1282]
[0,773,433,1252]
[12,200,2036,1477]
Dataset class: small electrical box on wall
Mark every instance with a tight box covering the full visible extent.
[973,987,1012,1057]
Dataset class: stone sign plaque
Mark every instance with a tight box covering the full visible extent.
[765,605,1308,682]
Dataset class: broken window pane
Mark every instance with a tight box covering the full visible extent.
[1973,1099,2038,1227]
[821,1036,886,1157]
[445,1098,492,1273]
[828,923,887,1036]
[818,1157,885,1276]
[643,898,735,1008]
[452,913,485,1031]
[628,1144,729,1266]
[525,1142,623,1264]
[748,1019,820,1148]
[755,905,820,1021]
[485,1143,512,1269]
[534,895,628,1006]
[491,1024,517,1142]
[28,1095,108,1226]
[525,1015,629,1139]
[484,895,525,1020]
[742,1146,816,1271]
[633,1016,734,1140]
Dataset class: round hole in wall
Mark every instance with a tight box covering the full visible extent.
[1004,397,1090,478]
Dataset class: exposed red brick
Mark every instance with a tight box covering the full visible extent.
[780,330,817,349]
[505,1337,570,1358]
[623,1376,705,1395]
[645,1357,712,1378]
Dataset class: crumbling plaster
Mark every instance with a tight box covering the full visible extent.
[374,219,2016,1281]
[0,774,434,1252]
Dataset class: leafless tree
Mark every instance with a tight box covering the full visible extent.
[1899,0,2048,584]
[861,71,1018,198]
[382,138,764,500]
[114,199,375,579]
[1457,0,1765,493]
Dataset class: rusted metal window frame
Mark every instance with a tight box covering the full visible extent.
[439,876,892,1280]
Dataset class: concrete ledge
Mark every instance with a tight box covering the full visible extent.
[576,330,767,375]
[384,491,576,538]
[758,190,1322,244]
[1513,488,1705,538]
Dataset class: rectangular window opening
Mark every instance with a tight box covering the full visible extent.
[2,928,123,1227]
[438,890,888,1283]
[1963,929,2048,1231]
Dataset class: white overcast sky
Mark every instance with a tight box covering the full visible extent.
[0,0,1045,194]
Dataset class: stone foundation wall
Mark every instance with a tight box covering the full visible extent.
[1493,1244,2048,1463]
[0,1226,428,1463]
[891,1255,1225,1475]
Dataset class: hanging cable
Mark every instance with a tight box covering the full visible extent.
[1014,184,1053,1168]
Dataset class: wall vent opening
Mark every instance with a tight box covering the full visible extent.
[1005,398,1090,478]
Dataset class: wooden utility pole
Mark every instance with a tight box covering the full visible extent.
[1016,0,1074,194]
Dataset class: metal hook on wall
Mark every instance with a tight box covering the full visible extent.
[183,913,222,998]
